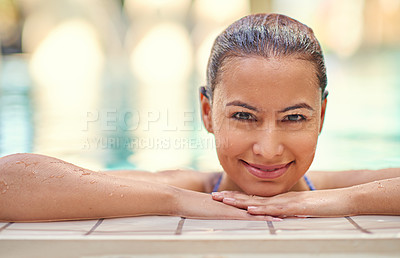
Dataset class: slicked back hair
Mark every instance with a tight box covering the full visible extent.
[205,13,327,102]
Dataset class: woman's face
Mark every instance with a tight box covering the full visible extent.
[201,56,327,196]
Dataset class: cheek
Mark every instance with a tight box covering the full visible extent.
[288,115,321,155]
[214,125,248,159]
[285,130,319,163]
[212,109,245,157]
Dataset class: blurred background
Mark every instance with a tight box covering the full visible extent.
[0,0,399,172]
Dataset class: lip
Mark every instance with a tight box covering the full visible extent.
[241,160,293,179]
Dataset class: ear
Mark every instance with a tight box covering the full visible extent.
[319,98,327,134]
[200,93,214,133]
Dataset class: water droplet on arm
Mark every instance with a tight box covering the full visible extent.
[0,181,7,194]
[0,181,6,192]
[16,160,29,168]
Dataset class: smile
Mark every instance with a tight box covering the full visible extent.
[241,160,293,179]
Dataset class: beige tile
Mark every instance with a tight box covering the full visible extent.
[2,216,400,257]
[369,228,400,237]
[351,215,400,229]
[5,219,97,231]
[182,219,268,232]
[273,217,354,231]
[274,229,364,236]
[92,216,180,235]
[0,220,97,236]
[350,215,400,221]
[182,229,270,236]
[0,229,86,236]
[0,222,8,230]
[90,230,176,236]
[2,216,400,239]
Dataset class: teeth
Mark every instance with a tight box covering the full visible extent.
[259,167,279,172]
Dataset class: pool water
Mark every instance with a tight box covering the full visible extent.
[0,52,399,171]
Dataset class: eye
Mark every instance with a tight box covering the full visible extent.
[282,114,306,122]
[231,112,256,121]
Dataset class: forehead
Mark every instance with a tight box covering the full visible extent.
[214,56,321,109]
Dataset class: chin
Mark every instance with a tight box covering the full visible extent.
[242,182,289,197]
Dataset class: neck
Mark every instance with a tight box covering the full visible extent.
[289,176,310,191]
[218,173,242,192]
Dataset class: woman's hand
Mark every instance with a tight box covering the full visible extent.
[173,188,282,221]
[211,189,355,218]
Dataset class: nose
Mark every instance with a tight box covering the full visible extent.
[252,127,284,159]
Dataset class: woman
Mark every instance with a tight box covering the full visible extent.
[1,13,399,222]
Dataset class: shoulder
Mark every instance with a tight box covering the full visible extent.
[306,170,361,190]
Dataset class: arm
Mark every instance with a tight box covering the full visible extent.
[307,168,400,189]
[106,169,218,193]
[212,169,400,217]
[0,153,266,222]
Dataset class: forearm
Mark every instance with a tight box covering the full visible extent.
[0,153,264,222]
[310,168,400,189]
[349,177,400,215]
[213,176,400,217]
[0,154,179,222]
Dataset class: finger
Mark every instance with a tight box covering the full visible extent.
[224,192,268,202]
[222,197,249,209]
[247,206,265,215]
[213,205,277,221]
[244,214,282,221]
[231,195,265,202]
[223,195,272,208]
[230,211,282,221]
[247,205,290,217]
[220,191,249,198]
[211,191,247,201]
[264,216,283,222]
[212,198,283,221]
[211,192,224,201]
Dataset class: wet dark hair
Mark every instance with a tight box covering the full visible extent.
[203,13,328,102]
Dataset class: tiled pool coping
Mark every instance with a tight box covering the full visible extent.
[1,215,400,257]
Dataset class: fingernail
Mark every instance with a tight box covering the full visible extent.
[212,192,222,197]
[223,197,235,203]
[248,206,258,210]
[272,217,283,222]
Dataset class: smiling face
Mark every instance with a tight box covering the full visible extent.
[201,56,327,196]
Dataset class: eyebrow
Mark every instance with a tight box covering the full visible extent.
[278,103,314,113]
[226,101,259,112]
[226,101,314,113]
